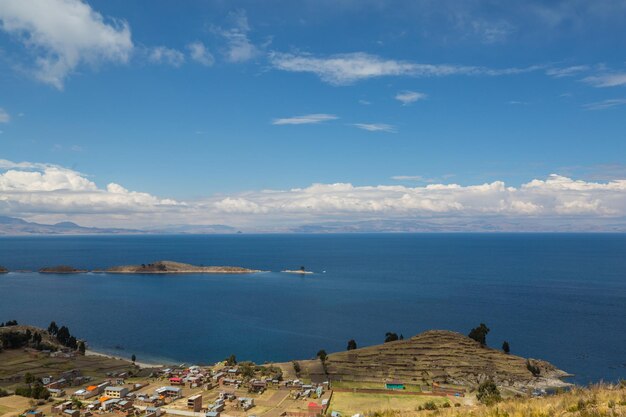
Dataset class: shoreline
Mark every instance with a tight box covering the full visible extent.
[84,349,165,369]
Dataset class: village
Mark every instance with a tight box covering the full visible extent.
[0,351,464,417]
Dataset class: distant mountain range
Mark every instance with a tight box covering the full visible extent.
[0,216,239,235]
[0,216,141,235]
[2,215,625,235]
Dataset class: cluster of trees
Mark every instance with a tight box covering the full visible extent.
[0,320,18,327]
[47,321,82,351]
[346,339,357,350]
[16,373,50,400]
[468,323,490,346]
[384,332,404,343]
[0,328,53,351]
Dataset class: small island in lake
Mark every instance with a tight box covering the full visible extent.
[39,265,87,274]
[103,260,261,274]
[282,266,314,274]
[0,265,8,273]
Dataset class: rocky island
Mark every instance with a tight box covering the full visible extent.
[102,260,261,274]
[39,265,88,274]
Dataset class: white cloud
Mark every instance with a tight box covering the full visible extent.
[583,72,626,87]
[583,99,626,110]
[353,123,396,132]
[546,65,589,78]
[187,41,214,67]
[216,10,259,63]
[2,160,626,230]
[149,46,185,67]
[395,90,427,105]
[211,174,626,218]
[0,0,133,89]
[0,160,183,226]
[269,52,541,85]
[272,114,338,125]
[0,108,10,123]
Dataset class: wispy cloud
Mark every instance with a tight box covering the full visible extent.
[149,46,185,67]
[272,114,338,125]
[353,123,396,133]
[583,99,626,110]
[216,10,260,63]
[546,65,590,78]
[395,90,427,105]
[0,108,10,123]
[583,72,626,88]
[187,42,214,66]
[0,0,133,89]
[269,52,542,85]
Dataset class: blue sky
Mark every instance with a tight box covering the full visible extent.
[1,1,626,230]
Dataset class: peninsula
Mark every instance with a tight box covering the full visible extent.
[102,260,261,274]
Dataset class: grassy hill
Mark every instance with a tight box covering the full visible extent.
[288,330,570,393]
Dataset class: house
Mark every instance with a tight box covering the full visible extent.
[237,397,254,411]
[104,386,129,398]
[187,394,202,412]
[63,410,80,417]
[25,410,44,417]
[168,377,184,385]
[47,388,66,397]
[52,401,73,415]
[205,412,220,417]
[154,386,181,399]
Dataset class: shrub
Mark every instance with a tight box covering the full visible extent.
[423,401,438,410]
[476,380,502,405]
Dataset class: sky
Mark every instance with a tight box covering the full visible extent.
[0,0,626,231]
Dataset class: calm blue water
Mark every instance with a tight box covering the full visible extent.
[0,234,625,385]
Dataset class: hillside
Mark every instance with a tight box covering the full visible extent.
[104,260,261,274]
[290,330,570,392]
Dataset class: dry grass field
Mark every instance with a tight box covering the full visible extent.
[329,392,450,415]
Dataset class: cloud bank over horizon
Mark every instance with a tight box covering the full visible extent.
[1,159,625,232]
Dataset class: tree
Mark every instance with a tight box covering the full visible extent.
[78,341,86,355]
[476,380,501,405]
[526,359,541,376]
[347,339,357,350]
[292,361,301,376]
[24,372,35,384]
[317,349,327,362]
[131,354,136,363]
[47,321,59,335]
[399,334,404,340]
[384,332,399,343]
[225,354,237,366]
[502,341,510,354]
[468,323,490,346]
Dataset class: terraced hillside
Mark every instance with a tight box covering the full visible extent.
[294,330,570,391]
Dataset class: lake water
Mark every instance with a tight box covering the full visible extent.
[0,234,625,385]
